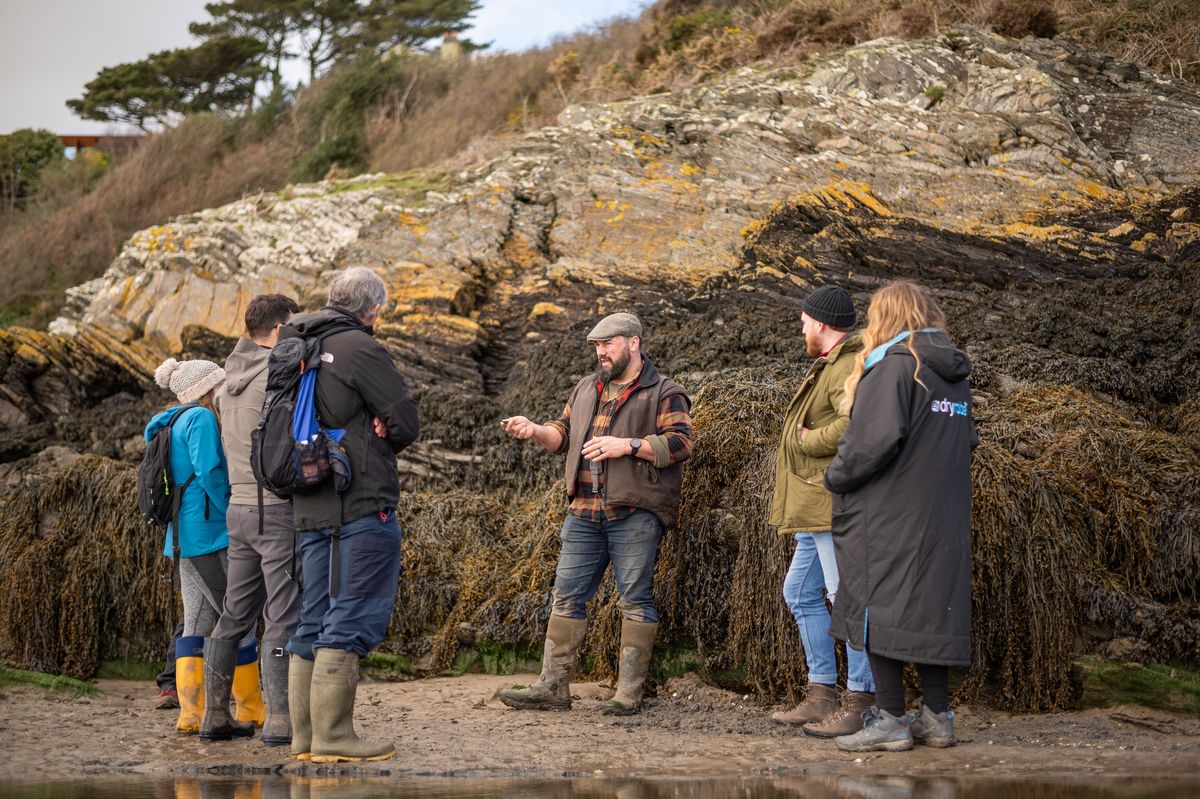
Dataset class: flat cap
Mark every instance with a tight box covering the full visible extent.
[586,312,643,341]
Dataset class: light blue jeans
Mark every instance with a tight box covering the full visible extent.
[783,532,874,692]
[551,510,663,623]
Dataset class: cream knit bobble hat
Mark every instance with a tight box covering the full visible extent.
[154,358,226,404]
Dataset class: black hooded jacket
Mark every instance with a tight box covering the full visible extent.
[824,330,977,666]
[281,307,419,530]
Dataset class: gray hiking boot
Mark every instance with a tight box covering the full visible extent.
[835,706,913,752]
[909,703,956,747]
[498,615,588,711]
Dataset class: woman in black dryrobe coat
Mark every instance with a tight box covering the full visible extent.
[823,281,978,753]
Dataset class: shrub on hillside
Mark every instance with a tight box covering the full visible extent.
[292,54,433,182]
[987,0,1060,39]
[32,151,111,210]
[0,113,295,327]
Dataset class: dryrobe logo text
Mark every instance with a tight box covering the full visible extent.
[931,398,969,417]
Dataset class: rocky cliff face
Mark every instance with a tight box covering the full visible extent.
[3,28,1198,706]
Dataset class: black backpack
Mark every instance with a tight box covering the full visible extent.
[137,403,201,579]
[137,403,198,529]
[250,334,351,501]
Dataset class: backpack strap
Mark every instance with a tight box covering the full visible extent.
[171,474,195,585]
[162,403,199,589]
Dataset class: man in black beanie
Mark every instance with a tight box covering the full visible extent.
[767,284,877,737]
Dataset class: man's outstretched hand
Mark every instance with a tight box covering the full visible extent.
[500,416,537,440]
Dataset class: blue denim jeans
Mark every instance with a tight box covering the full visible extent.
[783,531,874,692]
[286,510,402,661]
[551,510,663,623]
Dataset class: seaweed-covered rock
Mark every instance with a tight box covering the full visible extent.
[3,28,1198,707]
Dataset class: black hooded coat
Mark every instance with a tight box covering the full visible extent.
[824,330,977,666]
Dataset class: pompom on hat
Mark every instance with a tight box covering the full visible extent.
[154,358,226,404]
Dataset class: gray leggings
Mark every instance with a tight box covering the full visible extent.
[179,550,253,647]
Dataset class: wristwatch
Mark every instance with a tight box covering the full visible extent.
[630,437,642,457]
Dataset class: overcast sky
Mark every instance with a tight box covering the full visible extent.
[0,0,649,135]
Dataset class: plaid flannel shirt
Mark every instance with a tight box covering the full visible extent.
[544,372,693,522]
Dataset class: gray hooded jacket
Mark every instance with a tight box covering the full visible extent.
[219,336,287,506]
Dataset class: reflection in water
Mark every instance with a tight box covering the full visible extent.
[0,776,1198,799]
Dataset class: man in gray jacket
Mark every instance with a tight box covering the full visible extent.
[201,293,300,745]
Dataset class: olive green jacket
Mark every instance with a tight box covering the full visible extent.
[768,332,862,534]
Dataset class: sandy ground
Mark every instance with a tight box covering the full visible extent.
[1,672,1199,783]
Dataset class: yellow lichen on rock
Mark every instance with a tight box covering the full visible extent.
[529,302,565,319]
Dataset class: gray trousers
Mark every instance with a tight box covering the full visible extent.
[211,502,302,644]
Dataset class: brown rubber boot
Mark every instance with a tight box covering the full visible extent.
[498,615,588,711]
[771,683,837,726]
[599,619,658,716]
[803,690,875,738]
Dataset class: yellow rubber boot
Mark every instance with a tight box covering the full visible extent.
[232,641,266,727]
[175,635,205,734]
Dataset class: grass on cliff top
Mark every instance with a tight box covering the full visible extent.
[327,170,449,202]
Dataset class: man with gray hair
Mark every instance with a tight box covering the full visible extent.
[498,312,693,715]
[280,267,419,762]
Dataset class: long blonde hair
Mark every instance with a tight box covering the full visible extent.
[842,281,947,410]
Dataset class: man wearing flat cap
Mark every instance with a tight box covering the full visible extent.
[768,284,876,737]
[498,312,693,715]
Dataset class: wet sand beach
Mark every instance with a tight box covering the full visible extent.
[2,673,1198,782]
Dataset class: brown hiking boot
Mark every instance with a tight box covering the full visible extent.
[803,690,875,738]
[599,619,658,716]
[771,683,837,725]
[498,615,588,711]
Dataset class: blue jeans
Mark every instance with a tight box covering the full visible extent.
[552,510,663,623]
[286,510,402,660]
[783,532,874,692]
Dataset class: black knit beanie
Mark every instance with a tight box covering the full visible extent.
[802,285,856,328]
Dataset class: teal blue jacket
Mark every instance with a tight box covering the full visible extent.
[144,405,231,559]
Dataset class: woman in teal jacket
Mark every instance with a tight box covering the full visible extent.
[145,357,235,734]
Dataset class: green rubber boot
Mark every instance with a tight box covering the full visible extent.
[288,653,314,760]
[309,648,395,763]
